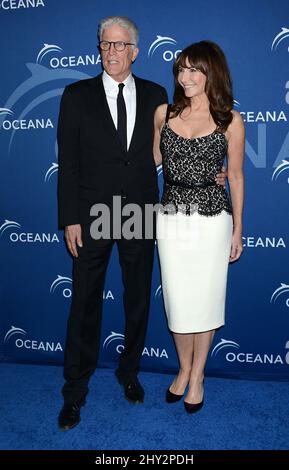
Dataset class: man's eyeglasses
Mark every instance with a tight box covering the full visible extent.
[99,41,135,52]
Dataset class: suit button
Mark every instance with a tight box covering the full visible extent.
[124,161,131,166]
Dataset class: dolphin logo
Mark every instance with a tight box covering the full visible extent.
[270,283,289,305]
[4,326,27,343]
[45,162,58,182]
[271,159,289,183]
[0,219,21,236]
[148,35,177,57]
[154,285,163,298]
[50,275,72,294]
[211,338,240,357]
[157,164,163,177]
[103,331,125,349]
[0,62,92,154]
[271,27,289,51]
[36,43,63,64]
[0,108,13,116]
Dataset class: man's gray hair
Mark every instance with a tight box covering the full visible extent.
[98,16,139,46]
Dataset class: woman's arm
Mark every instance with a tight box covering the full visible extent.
[153,104,167,166]
[226,110,245,262]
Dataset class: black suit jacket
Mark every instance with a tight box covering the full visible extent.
[57,74,168,228]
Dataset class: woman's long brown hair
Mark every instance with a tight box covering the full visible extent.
[171,40,233,131]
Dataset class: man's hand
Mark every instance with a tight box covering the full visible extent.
[215,166,227,188]
[65,224,83,257]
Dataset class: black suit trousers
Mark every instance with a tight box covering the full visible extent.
[62,224,155,402]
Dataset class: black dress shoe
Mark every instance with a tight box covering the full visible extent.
[116,373,144,403]
[58,397,86,430]
[184,399,204,414]
[166,387,184,403]
[124,378,144,403]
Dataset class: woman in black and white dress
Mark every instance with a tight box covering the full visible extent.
[154,41,244,413]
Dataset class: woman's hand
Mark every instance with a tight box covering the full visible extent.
[230,230,243,262]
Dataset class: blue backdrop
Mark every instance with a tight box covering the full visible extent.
[1,0,289,381]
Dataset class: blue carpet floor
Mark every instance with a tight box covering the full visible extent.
[0,363,288,450]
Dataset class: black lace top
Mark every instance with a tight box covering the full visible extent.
[160,117,232,217]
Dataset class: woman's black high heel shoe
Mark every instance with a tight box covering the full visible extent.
[184,399,204,413]
[184,379,204,413]
[166,387,184,403]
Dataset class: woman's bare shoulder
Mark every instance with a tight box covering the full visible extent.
[155,103,168,118]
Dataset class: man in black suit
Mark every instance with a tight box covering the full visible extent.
[57,16,168,430]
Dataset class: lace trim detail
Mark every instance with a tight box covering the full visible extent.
[159,203,232,217]
[160,184,232,218]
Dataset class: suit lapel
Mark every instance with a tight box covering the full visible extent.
[91,74,125,152]
[90,74,147,157]
[127,76,147,156]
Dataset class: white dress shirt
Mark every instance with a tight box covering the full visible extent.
[102,71,136,151]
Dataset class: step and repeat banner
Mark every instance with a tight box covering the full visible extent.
[1,0,289,380]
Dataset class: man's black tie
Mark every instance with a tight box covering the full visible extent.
[117,83,127,151]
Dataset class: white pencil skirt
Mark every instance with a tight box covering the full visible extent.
[157,210,233,333]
